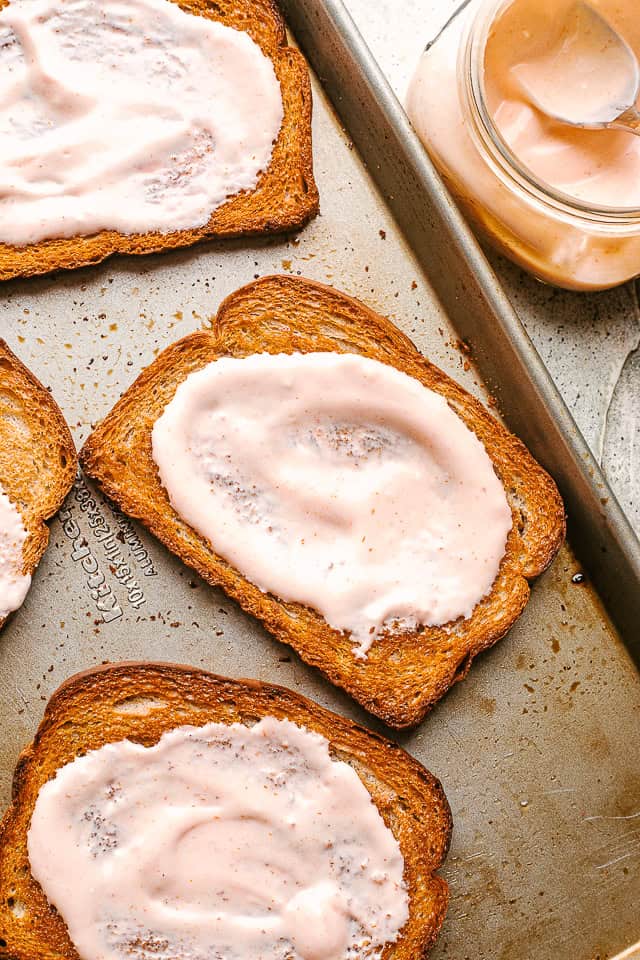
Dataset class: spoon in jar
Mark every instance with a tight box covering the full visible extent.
[512,1,640,136]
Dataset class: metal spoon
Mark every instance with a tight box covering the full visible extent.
[513,1,640,136]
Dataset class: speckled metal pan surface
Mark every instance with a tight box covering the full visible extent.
[0,2,638,959]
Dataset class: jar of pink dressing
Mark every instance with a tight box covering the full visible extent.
[407,0,640,291]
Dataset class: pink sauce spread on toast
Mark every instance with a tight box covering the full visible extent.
[28,717,409,960]
[0,0,283,246]
[151,352,512,657]
[0,485,30,618]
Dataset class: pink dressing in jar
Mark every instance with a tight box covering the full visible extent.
[407,0,640,290]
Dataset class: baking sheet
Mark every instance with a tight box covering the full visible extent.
[0,7,639,960]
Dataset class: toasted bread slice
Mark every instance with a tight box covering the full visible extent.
[0,341,77,626]
[0,0,318,282]
[80,276,565,727]
[0,661,452,959]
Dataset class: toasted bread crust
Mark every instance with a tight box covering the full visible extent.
[80,276,566,727]
[0,662,452,959]
[0,0,319,282]
[0,341,77,627]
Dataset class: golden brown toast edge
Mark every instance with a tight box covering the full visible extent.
[0,662,452,960]
[0,341,77,627]
[80,275,566,727]
[0,0,319,282]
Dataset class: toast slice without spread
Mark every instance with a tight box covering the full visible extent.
[0,341,77,626]
[0,0,318,282]
[80,275,566,727]
[0,661,452,960]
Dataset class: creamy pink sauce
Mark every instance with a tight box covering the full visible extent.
[0,0,283,247]
[484,0,640,207]
[406,0,640,288]
[508,2,639,127]
[0,485,30,618]
[151,352,512,657]
[28,717,409,960]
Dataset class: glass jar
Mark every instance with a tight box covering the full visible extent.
[406,0,640,291]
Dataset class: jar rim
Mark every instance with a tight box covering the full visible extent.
[462,0,640,223]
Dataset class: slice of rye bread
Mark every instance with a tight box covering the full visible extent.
[0,340,77,627]
[0,661,452,960]
[80,275,566,728]
[0,0,319,283]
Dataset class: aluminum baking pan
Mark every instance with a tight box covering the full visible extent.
[0,3,638,958]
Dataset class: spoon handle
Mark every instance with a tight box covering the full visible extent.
[612,105,640,136]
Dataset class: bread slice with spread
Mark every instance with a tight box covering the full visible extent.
[0,341,76,628]
[0,0,318,281]
[0,662,452,959]
[80,276,565,727]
